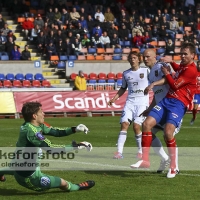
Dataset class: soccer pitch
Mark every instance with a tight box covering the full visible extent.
[0,114,200,200]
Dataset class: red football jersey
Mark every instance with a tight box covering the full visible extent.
[196,72,200,94]
[165,62,198,108]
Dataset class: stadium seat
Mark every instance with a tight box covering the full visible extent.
[175,34,183,41]
[104,55,112,60]
[70,73,77,80]
[106,79,115,90]
[59,55,68,61]
[122,55,128,60]
[50,55,59,61]
[156,55,162,60]
[140,48,146,54]
[122,48,131,54]
[184,26,192,32]
[174,48,181,54]
[114,48,122,54]
[107,72,115,79]
[131,48,140,52]
[98,79,106,83]
[97,48,105,54]
[98,73,107,80]
[113,55,121,60]
[57,61,66,69]
[42,80,51,87]
[145,18,151,24]
[6,73,15,81]
[68,55,77,60]
[81,48,88,54]
[86,55,95,60]
[175,41,182,47]
[25,73,34,81]
[116,72,123,79]
[83,73,88,80]
[0,81,2,88]
[34,73,44,81]
[89,73,97,80]
[87,84,95,90]
[88,48,97,55]
[1,55,9,60]
[78,55,86,60]
[88,79,97,84]
[0,74,5,81]
[15,73,24,81]
[32,80,41,87]
[157,41,166,47]
[13,80,22,88]
[120,41,124,47]
[124,41,131,48]
[105,48,114,54]
[17,17,25,23]
[150,41,157,47]
[117,79,122,87]
[22,80,31,87]
[96,80,105,90]
[3,80,12,88]
[173,55,181,60]
[107,79,115,84]
[157,48,166,55]
[95,55,104,60]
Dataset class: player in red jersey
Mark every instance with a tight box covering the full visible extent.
[190,60,200,125]
[131,42,198,178]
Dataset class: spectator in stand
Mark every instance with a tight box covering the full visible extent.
[46,40,57,60]
[132,31,143,49]
[169,16,180,40]
[7,31,16,42]
[110,33,121,49]
[46,30,56,45]
[63,37,73,56]
[158,25,169,41]
[42,22,51,37]
[0,30,6,53]
[79,7,87,20]
[99,31,110,49]
[165,38,175,55]
[0,13,5,30]
[130,9,138,23]
[91,32,102,48]
[37,30,46,56]
[104,7,115,23]
[54,7,62,27]
[73,1,81,12]
[45,0,56,13]
[108,23,118,40]
[70,7,80,27]
[72,38,84,57]
[21,45,31,60]
[74,70,87,91]
[187,9,195,31]
[46,7,55,25]
[132,21,144,37]
[75,22,86,39]
[170,8,178,20]
[156,9,163,22]
[55,29,65,43]
[195,8,200,19]
[34,14,44,30]
[160,15,170,32]
[178,10,188,31]
[79,16,88,32]
[196,17,200,37]
[127,17,134,32]
[1,23,11,37]
[81,34,91,49]
[5,37,15,59]
[151,25,159,41]
[119,9,129,25]
[183,30,193,42]
[65,23,76,38]
[146,1,157,19]
[10,0,22,19]
[118,23,129,42]
[30,24,40,44]
[87,15,95,35]
[61,7,70,25]
[92,24,102,37]
[138,15,145,28]
[11,44,21,60]
[94,8,105,23]
[56,38,65,57]
[142,31,153,48]
[49,23,58,34]
[67,31,75,44]
[163,8,171,22]
[81,0,93,16]
[22,16,34,39]
[152,16,161,30]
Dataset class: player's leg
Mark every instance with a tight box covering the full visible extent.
[190,95,199,125]
[0,167,15,182]
[113,106,132,159]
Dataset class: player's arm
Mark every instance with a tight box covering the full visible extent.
[108,87,127,106]
[140,96,156,117]
[170,61,180,71]
[160,57,180,71]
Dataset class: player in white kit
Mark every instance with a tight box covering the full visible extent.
[108,51,150,159]
[131,49,181,173]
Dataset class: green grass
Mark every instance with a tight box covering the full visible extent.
[1,114,200,200]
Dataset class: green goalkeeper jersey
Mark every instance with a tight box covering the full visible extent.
[15,122,75,177]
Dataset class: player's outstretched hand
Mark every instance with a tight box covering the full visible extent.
[107,99,114,106]
[72,141,93,151]
[144,83,154,95]
[160,56,173,63]
[75,124,89,134]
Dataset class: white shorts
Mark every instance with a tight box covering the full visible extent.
[152,119,183,136]
[120,104,147,126]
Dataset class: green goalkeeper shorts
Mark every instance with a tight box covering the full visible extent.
[14,167,61,192]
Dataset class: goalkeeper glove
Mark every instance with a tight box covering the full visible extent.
[75,124,89,134]
[72,141,93,151]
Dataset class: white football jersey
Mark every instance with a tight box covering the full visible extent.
[148,62,170,103]
[122,67,149,105]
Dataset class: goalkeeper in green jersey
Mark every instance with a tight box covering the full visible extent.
[0,102,95,192]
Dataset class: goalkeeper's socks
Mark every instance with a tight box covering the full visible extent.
[151,136,169,161]
[67,181,80,191]
[166,138,177,169]
[135,132,142,154]
[117,131,127,154]
[192,109,197,120]
[142,132,152,161]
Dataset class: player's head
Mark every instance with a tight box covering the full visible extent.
[21,102,44,124]
[197,60,200,71]
[128,51,141,68]
[180,42,196,65]
[143,49,156,68]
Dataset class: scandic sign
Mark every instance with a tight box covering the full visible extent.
[14,91,154,112]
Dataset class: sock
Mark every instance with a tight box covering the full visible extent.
[166,138,176,170]
[151,136,169,161]
[176,146,179,170]
[67,181,80,191]
[142,132,152,161]
[192,109,197,120]
[117,131,127,154]
[135,132,142,153]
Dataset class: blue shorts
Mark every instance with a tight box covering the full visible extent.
[193,94,200,105]
[149,98,186,128]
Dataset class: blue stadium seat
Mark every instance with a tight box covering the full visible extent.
[34,73,44,81]
[140,48,146,54]
[6,73,15,81]
[88,79,97,84]
[0,74,5,81]
[113,55,121,60]
[119,41,124,47]
[59,55,68,61]
[114,48,122,54]
[124,41,131,48]
[25,73,34,81]
[15,73,24,81]
[107,79,115,83]
[88,48,97,54]
[57,61,66,69]
[68,55,77,60]
[157,48,166,55]
[156,55,162,60]
[1,55,9,61]
[98,79,106,83]
[117,79,122,87]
